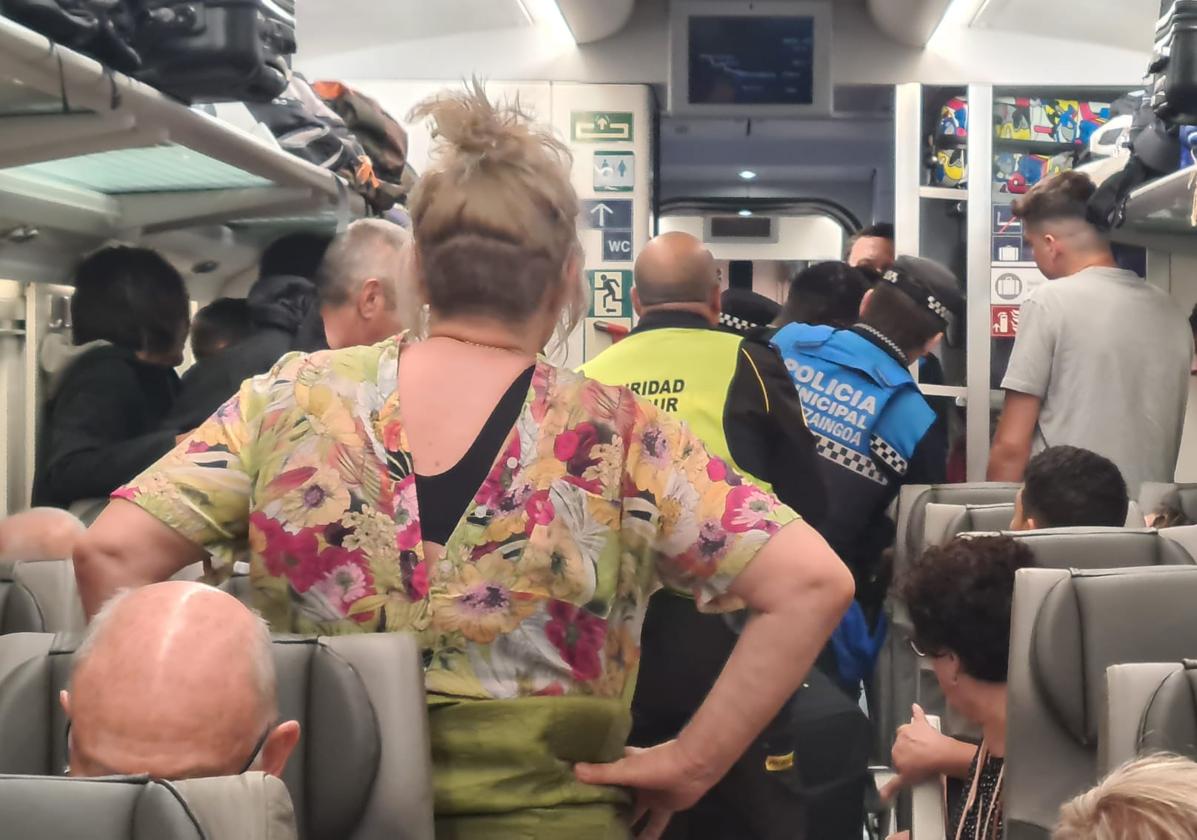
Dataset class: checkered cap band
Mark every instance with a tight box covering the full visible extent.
[882,269,952,324]
[718,312,758,334]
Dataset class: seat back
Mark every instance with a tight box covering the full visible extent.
[925,506,1153,552]
[0,562,45,634]
[0,774,207,840]
[895,483,1022,573]
[1140,482,1197,523]
[0,633,434,840]
[0,559,88,635]
[878,483,1021,755]
[1011,527,1194,568]
[906,528,1192,754]
[12,559,86,633]
[0,772,296,840]
[1101,661,1196,774]
[922,502,1016,548]
[1006,566,1197,839]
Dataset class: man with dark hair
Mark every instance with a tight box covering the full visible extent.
[34,246,190,511]
[257,231,332,284]
[772,256,957,624]
[846,222,895,272]
[1012,445,1128,530]
[777,261,872,330]
[163,231,332,431]
[988,172,1192,494]
[189,298,254,362]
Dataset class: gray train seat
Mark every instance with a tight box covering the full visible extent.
[878,483,1021,755]
[0,632,434,840]
[0,561,44,633]
[1102,660,1197,774]
[922,503,1148,551]
[894,483,1023,574]
[0,559,85,635]
[921,502,1017,548]
[1140,482,1197,523]
[899,528,1192,758]
[1006,566,1197,840]
[0,772,297,840]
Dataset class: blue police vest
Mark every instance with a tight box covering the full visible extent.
[771,323,935,484]
[773,323,937,689]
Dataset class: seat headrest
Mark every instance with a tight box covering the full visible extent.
[0,774,206,839]
[1142,482,1197,524]
[1013,527,1193,569]
[0,564,45,634]
[1139,661,1197,759]
[904,483,1021,557]
[924,502,1017,547]
[171,772,297,840]
[1031,567,1197,746]
[0,636,381,840]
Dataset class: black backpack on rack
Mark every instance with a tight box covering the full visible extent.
[131,0,295,103]
[1152,1,1197,123]
[1,0,140,72]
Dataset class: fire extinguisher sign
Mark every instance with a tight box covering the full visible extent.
[991,305,1020,339]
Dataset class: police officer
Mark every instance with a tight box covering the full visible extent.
[583,232,853,840]
[581,231,824,520]
[772,255,955,615]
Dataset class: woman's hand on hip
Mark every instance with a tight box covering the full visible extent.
[574,740,719,840]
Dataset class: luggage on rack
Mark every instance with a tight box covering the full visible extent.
[1152,1,1197,124]
[246,73,385,203]
[313,80,415,209]
[132,0,296,103]
[1,0,141,73]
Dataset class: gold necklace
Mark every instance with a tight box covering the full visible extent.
[429,334,523,354]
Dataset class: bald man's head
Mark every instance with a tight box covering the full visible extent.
[0,508,85,562]
[632,232,720,322]
[63,582,299,780]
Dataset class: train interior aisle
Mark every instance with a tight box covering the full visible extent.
[0,1,1195,839]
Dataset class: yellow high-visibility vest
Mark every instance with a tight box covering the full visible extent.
[580,328,772,494]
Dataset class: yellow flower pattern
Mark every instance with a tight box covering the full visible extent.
[117,336,798,700]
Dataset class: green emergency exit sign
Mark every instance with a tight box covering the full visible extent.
[571,111,634,143]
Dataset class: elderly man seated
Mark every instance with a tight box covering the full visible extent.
[62,581,300,779]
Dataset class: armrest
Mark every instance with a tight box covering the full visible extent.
[910,714,946,840]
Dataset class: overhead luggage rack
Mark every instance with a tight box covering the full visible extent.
[1110,165,1197,253]
[0,15,364,238]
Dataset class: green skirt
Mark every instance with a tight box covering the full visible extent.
[429,694,634,839]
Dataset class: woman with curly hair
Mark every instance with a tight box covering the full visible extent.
[884,535,1036,840]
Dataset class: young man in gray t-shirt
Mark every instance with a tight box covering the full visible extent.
[988,172,1193,496]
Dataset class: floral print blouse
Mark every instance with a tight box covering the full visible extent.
[118,336,798,700]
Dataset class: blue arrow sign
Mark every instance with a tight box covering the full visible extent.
[582,199,632,229]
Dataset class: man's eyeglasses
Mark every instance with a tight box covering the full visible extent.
[64,720,273,776]
[909,638,934,658]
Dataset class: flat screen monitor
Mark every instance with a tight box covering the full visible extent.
[670,1,831,117]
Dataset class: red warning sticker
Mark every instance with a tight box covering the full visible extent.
[991,305,1020,339]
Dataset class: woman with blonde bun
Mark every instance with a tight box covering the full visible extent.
[1055,754,1197,840]
[74,82,852,839]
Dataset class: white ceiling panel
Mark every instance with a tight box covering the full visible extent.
[298,0,531,60]
[971,0,1157,53]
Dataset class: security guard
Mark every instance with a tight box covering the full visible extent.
[772,255,955,615]
[583,232,845,840]
[580,231,824,518]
